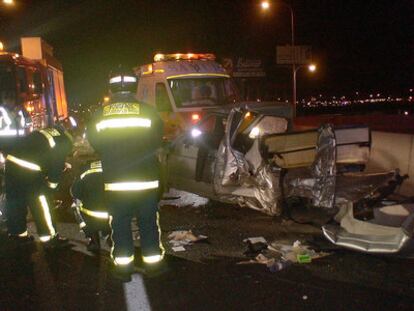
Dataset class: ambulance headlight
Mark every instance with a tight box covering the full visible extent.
[69,116,78,127]
[191,128,202,138]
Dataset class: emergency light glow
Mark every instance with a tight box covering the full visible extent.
[191,113,200,121]
[109,76,122,84]
[96,117,152,132]
[104,180,159,191]
[143,254,163,264]
[114,255,135,266]
[154,53,216,62]
[123,76,137,83]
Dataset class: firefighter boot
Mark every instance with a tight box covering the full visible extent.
[43,234,70,250]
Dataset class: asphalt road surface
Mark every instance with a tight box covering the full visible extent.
[1,200,414,311]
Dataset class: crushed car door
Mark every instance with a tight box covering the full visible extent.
[167,114,225,198]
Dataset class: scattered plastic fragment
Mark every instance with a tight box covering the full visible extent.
[172,246,186,252]
[168,230,208,248]
[297,254,312,263]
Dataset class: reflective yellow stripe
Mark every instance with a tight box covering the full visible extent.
[104,181,159,192]
[39,130,56,148]
[39,235,52,242]
[114,255,135,266]
[0,129,25,136]
[18,231,28,237]
[6,155,41,171]
[79,206,109,219]
[80,168,103,180]
[38,195,56,237]
[157,211,165,257]
[96,117,151,132]
[166,73,230,79]
[47,181,58,189]
[143,254,163,264]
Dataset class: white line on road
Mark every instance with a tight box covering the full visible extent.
[124,274,151,311]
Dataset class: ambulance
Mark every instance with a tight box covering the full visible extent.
[135,53,239,139]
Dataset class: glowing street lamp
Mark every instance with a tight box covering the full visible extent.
[2,0,14,5]
[261,1,270,10]
[293,63,316,112]
[260,1,297,115]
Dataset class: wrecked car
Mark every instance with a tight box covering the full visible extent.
[164,102,413,253]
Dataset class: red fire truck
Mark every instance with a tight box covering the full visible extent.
[0,37,68,139]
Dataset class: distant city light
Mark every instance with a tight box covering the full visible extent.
[404,111,409,116]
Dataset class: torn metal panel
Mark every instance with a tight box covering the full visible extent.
[213,108,283,215]
[323,202,414,253]
[311,124,337,210]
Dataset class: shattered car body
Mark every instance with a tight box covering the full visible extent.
[165,103,413,253]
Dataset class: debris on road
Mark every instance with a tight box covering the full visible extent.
[239,238,330,272]
[168,230,208,251]
[160,189,209,208]
[243,237,269,256]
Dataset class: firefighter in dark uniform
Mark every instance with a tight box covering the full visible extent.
[4,126,73,245]
[71,160,110,253]
[87,71,165,280]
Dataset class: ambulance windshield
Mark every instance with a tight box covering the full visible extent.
[168,77,237,108]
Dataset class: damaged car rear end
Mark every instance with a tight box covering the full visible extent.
[165,102,413,254]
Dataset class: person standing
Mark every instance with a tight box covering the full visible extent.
[71,160,110,253]
[87,71,165,281]
[4,126,73,246]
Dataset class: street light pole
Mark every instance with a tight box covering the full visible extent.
[261,1,296,116]
[294,63,316,110]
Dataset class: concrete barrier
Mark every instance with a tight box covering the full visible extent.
[367,131,414,196]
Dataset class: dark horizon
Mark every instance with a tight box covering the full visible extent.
[0,0,412,105]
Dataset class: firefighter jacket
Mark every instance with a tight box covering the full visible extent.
[87,94,163,190]
[6,127,73,188]
[71,161,106,212]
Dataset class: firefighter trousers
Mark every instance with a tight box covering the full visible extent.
[107,189,163,263]
[5,162,56,238]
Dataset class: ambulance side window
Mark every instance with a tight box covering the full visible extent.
[17,67,28,93]
[155,83,172,112]
[33,71,43,94]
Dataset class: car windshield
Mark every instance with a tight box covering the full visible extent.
[168,77,237,108]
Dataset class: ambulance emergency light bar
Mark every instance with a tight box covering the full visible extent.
[154,53,216,62]
[109,75,137,84]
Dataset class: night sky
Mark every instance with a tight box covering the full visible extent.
[0,0,412,105]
